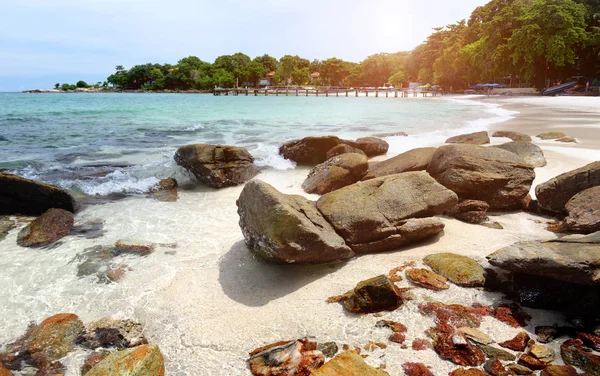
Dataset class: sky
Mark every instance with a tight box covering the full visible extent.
[0,0,490,91]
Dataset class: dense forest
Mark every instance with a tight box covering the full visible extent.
[99,0,599,91]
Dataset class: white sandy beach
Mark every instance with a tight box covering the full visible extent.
[1,95,599,375]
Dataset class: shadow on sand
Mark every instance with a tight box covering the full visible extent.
[218,240,345,307]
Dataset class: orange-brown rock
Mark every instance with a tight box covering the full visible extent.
[406,268,449,290]
[540,365,579,376]
[412,339,433,350]
[500,332,530,352]
[280,136,344,165]
[537,132,566,140]
[556,136,577,143]
[148,178,178,202]
[492,131,532,142]
[0,364,12,376]
[345,137,389,157]
[493,305,528,328]
[419,302,487,328]
[560,338,600,375]
[343,275,404,313]
[80,350,110,375]
[517,354,546,370]
[402,362,434,376]
[326,144,367,159]
[577,332,600,351]
[302,153,368,195]
[16,208,74,247]
[449,368,489,375]
[446,131,490,145]
[431,324,486,366]
[423,253,486,287]
[444,199,490,224]
[312,351,389,375]
[485,359,516,376]
[85,344,165,376]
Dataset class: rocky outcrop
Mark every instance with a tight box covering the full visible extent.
[0,172,76,215]
[495,141,547,168]
[85,344,165,376]
[562,186,600,234]
[174,144,258,188]
[406,268,449,290]
[79,318,147,349]
[16,208,74,247]
[362,147,437,180]
[316,172,456,253]
[423,253,486,287]
[487,232,600,285]
[248,339,324,376]
[427,144,535,209]
[444,200,490,224]
[237,180,354,263]
[535,161,600,213]
[345,137,389,157]
[445,131,490,145]
[492,131,532,142]
[148,178,178,202]
[313,351,390,375]
[537,132,566,140]
[325,144,366,159]
[279,136,344,165]
[302,153,368,194]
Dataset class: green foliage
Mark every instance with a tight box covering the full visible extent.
[291,67,309,85]
[61,83,70,91]
[388,71,406,87]
[76,80,89,88]
[54,83,59,89]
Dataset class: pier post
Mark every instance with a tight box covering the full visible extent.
[286,89,288,96]
[355,90,358,97]
[326,90,328,97]
[316,89,319,97]
[366,91,369,97]
[345,90,348,97]
[296,89,298,96]
[254,89,257,96]
[386,90,388,98]
[265,89,268,96]
[375,90,378,98]
[336,89,339,97]
[394,90,397,98]
[306,89,308,96]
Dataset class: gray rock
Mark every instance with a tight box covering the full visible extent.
[302,153,368,195]
[492,131,532,142]
[563,186,600,234]
[362,147,437,180]
[236,180,354,263]
[495,141,547,168]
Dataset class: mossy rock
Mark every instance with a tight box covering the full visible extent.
[423,253,485,287]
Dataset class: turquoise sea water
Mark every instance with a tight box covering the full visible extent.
[0,93,509,196]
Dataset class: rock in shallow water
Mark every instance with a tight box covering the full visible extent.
[148,178,178,201]
[345,137,389,157]
[423,253,485,287]
[248,339,324,376]
[446,131,490,145]
[237,180,354,264]
[0,217,15,243]
[79,318,147,350]
[343,275,404,313]
[0,172,76,215]
[492,131,532,142]
[405,268,449,291]
[312,351,389,375]
[16,208,74,247]
[85,344,165,376]
[325,144,367,159]
[280,136,344,165]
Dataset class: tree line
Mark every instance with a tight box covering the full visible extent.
[102,0,598,92]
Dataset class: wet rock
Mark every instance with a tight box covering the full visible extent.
[563,186,600,234]
[249,339,324,376]
[343,275,404,313]
[431,323,486,366]
[446,131,490,145]
[423,253,485,287]
[148,178,178,202]
[0,364,12,376]
[79,318,147,349]
[345,137,389,157]
[326,144,366,159]
[402,362,433,376]
[85,344,164,376]
[23,313,84,368]
[517,353,546,370]
[507,363,533,375]
[279,136,343,165]
[449,368,489,376]
[405,268,449,290]
[459,327,492,345]
[529,343,555,363]
[478,344,517,361]
[577,332,600,351]
[0,172,76,215]
[312,351,389,375]
[411,339,433,350]
[444,200,490,224]
[174,143,258,188]
[556,136,577,143]
[375,320,407,333]
[500,332,530,352]
[16,208,74,247]
[70,219,105,239]
[485,359,515,376]
[302,153,368,194]
[316,172,456,253]
[493,305,528,328]
[535,326,561,344]
[316,342,338,358]
[560,338,600,375]
[537,132,566,140]
[0,217,15,242]
[419,301,488,328]
[362,147,437,180]
[34,361,65,376]
[237,180,353,263]
[495,141,547,168]
[535,161,600,213]
[540,365,579,376]
[487,232,600,285]
[389,332,406,344]
[427,144,535,209]
[114,239,155,255]
[492,131,532,142]
[80,350,110,375]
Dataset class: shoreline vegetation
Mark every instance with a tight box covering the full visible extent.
[23,0,600,94]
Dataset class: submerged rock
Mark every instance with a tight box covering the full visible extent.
[535,161,600,213]
[148,178,178,202]
[495,141,547,168]
[279,136,343,165]
[85,344,165,376]
[444,200,490,224]
[560,338,600,375]
[563,186,600,234]
[237,180,354,264]
[405,268,449,291]
[537,132,566,140]
[302,153,368,194]
[446,131,490,145]
[0,172,76,215]
[401,362,433,376]
[343,275,404,313]
[174,143,258,188]
[312,351,389,375]
[248,339,324,376]
[430,324,486,366]
[114,239,155,255]
[362,147,437,180]
[316,171,456,253]
[423,253,485,287]
[79,318,147,349]
[345,137,389,157]
[500,332,530,352]
[492,131,532,142]
[16,208,74,247]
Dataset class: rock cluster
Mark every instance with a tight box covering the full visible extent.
[279,135,388,165]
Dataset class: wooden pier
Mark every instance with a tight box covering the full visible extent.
[213,87,441,98]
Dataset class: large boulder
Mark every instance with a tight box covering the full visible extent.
[487,231,600,285]
[345,137,389,157]
[423,253,486,287]
[326,144,366,159]
[492,131,532,142]
[302,153,368,195]
[237,180,354,263]
[495,141,547,168]
[563,186,600,233]
[0,172,76,215]
[316,172,457,253]
[174,144,258,188]
[535,161,600,213]
[17,208,74,247]
[445,131,490,145]
[427,144,535,209]
[362,147,437,180]
[85,344,165,376]
[312,351,390,375]
[279,136,343,165]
